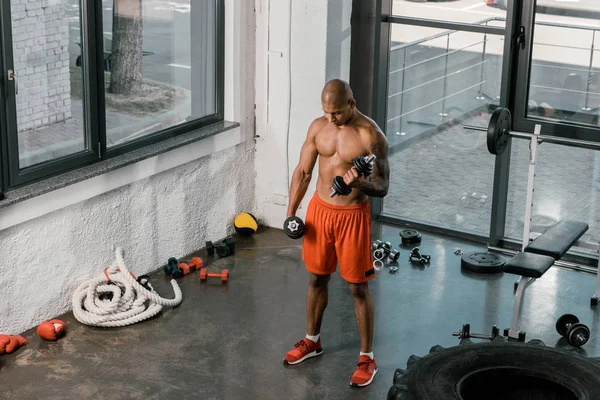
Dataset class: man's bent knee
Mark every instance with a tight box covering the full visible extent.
[309,273,331,288]
[348,282,369,299]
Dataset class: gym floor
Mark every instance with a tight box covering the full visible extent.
[1,221,599,399]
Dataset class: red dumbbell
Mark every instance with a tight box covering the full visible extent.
[199,268,229,283]
[175,257,203,278]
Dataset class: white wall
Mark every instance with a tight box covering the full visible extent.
[254,0,353,228]
[0,0,255,335]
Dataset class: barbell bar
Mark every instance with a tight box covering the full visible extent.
[464,107,600,155]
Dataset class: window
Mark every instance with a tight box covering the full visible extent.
[381,23,504,235]
[374,0,506,236]
[0,0,224,191]
[513,0,600,143]
[368,0,600,257]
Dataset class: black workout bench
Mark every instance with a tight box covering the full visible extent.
[502,220,589,341]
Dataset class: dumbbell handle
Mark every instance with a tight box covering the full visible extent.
[452,331,491,340]
[205,272,226,278]
[363,154,376,164]
[329,155,377,198]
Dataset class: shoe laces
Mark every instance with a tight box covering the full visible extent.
[294,340,310,351]
[356,358,375,371]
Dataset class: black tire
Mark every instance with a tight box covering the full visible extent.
[387,337,600,399]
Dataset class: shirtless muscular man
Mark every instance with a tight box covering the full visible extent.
[283,79,390,387]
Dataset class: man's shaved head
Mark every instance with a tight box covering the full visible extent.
[321,79,356,126]
[321,79,354,106]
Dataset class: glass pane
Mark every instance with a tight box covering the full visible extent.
[392,0,507,25]
[13,0,87,168]
[504,140,600,257]
[527,4,600,126]
[103,0,217,147]
[383,24,504,235]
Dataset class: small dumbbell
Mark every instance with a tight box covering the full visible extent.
[164,257,179,275]
[206,241,215,256]
[388,249,400,262]
[372,240,399,262]
[380,241,392,253]
[224,236,236,249]
[409,247,431,263]
[372,240,383,252]
[379,241,399,261]
[216,242,235,257]
[173,257,203,279]
[330,155,376,197]
[453,323,499,341]
[556,314,590,347]
[199,268,229,283]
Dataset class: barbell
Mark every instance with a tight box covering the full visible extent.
[465,107,600,155]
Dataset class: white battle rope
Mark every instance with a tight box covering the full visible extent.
[72,247,183,327]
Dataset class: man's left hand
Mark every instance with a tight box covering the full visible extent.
[343,167,366,188]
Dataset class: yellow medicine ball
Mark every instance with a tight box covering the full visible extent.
[234,212,258,236]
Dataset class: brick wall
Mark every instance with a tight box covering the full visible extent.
[11,0,71,133]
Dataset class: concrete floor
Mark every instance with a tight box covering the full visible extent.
[1,221,600,399]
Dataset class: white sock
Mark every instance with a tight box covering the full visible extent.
[306,333,320,343]
[360,351,374,360]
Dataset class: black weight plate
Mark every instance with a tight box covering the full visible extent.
[487,107,511,155]
[283,216,304,239]
[556,313,579,337]
[460,252,505,273]
[400,229,422,244]
[567,324,590,347]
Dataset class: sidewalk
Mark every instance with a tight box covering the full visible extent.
[18,93,191,168]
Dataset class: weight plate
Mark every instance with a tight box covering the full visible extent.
[567,324,590,347]
[283,216,305,239]
[487,107,511,155]
[460,252,505,273]
[400,229,422,244]
[556,314,579,337]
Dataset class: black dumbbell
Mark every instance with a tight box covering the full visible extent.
[164,257,179,275]
[224,236,236,249]
[388,249,400,262]
[329,155,376,197]
[372,240,400,262]
[216,242,234,257]
[409,247,431,263]
[372,240,382,252]
[556,314,590,347]
[380,241,400,261]
[283,216,304,239]
[453,323,499,341]
[372,240,386,260]
[206,241,215,256]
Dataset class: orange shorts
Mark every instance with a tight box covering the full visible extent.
[302,193,375,283]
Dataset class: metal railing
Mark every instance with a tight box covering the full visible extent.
[387,17,500,127]
[388,16,600,129]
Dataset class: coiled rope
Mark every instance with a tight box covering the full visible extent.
[72,247,183,327]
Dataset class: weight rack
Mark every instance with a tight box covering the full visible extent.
[466,111,600,307]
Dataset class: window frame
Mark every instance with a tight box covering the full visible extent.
[512,0,600,146]
[0,0,226,191]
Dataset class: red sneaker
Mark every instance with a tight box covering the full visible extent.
[350,355,378,387]
[283,338,323,365]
